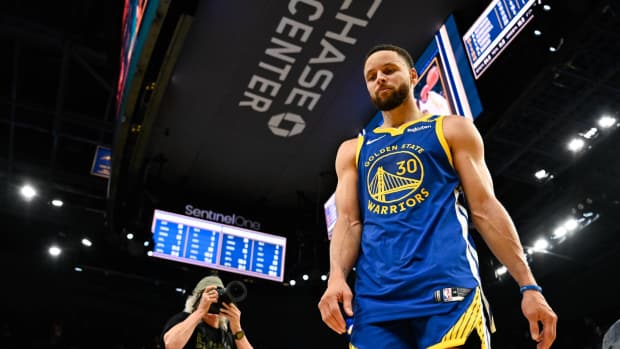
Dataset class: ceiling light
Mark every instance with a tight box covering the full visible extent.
[302,274,309,281]
[81,238,92,247]
[147,251,153,256]
[567,138,585,152]
[598,115,617,128]
[49,245,62,257]
[563,218,579,231]
[548,37,564,53]
[582,127,598,139]
[289,280,297,286]
[20,184,37,200]
[543,4,551,11]
[495,266,507,277]
[51,199,63,207]
[74,267,83,272]
[534,29,542,36]
[534,169,550,180]
[320,274,327,281]
[533,238,549,252]
[175,288,186,294]
[144,241,150,247]
[126,233,134,240]
[553,226,567,239]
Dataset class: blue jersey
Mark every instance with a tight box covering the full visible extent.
[354,114,483,325]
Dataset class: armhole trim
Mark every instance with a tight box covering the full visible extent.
[436,116,454,168]
[355,134,364,167]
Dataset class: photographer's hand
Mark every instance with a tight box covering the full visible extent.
[220,303,254,349]
[196,285,219,315]
[220,302,242,332]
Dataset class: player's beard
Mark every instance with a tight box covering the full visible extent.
[371,81,410,111]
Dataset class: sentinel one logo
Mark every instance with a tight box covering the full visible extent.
[239,0,383,137]
[184,204,261,231]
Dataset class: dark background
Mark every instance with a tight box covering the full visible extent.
[1,0,619,348]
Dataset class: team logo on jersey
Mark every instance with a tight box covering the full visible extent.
[366,150,424,203]
[364,144,431,215]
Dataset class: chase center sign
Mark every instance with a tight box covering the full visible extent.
[185,204,261,231]
[239,0,383,137]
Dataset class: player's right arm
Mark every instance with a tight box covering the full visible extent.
[318,138,362,334]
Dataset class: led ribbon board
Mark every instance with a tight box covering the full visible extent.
[463,0,536,79]
[151,209,286,282]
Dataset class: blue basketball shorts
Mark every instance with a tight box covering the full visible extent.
[349,288,493,349]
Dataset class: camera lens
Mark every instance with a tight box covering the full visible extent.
[207,280,247,314]
[225,280,247,303]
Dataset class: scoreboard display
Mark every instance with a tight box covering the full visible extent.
[151,209,286,282]
[463,0,536,79]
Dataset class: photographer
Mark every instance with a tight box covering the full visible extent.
[161,276,253,349]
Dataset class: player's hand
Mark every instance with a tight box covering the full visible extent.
[318,278,353,334]
[521,291,557,349]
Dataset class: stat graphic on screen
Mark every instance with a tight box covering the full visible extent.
[151,209,286,282]
[463,0,536,79]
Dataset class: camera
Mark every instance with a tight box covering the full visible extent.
[194,280,248,314]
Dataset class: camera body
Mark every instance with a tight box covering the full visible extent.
[194,280,247,314]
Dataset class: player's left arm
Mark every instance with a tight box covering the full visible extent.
[443,115,533,284]
[443,115,557,349]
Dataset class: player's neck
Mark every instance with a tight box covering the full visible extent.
[380,97,424,128]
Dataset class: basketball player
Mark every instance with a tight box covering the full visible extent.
[317,44,557,349]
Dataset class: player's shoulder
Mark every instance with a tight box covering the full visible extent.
[442,114,474,125]
[341,136,360,146]
[441,115,481,144]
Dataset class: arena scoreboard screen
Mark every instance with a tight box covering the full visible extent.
[150,209,286,282]
[463,0,536,79]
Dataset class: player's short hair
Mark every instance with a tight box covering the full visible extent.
[365,44,415,69]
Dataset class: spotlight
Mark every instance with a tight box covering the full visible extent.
[49,245,62,257]
[147,251,153,256]
[582,128,599,139]
[534,29,542,36]
[495,266,507,277]
[81,238,92,247]
[20,184,37,200]
[320,274,327,281]
[598,115,617,128]
[51,199,63,207]
[563,218,579,231]
[553,226,567,239]
[543,4,551,11]
[567,138,585,152]
[74,267,83,272]
[534,169,550,180]
[126,233,134,240]
[532,238,549,252]
[302,274,309,281]
[548,38,564,53]
[289,280,297,286]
